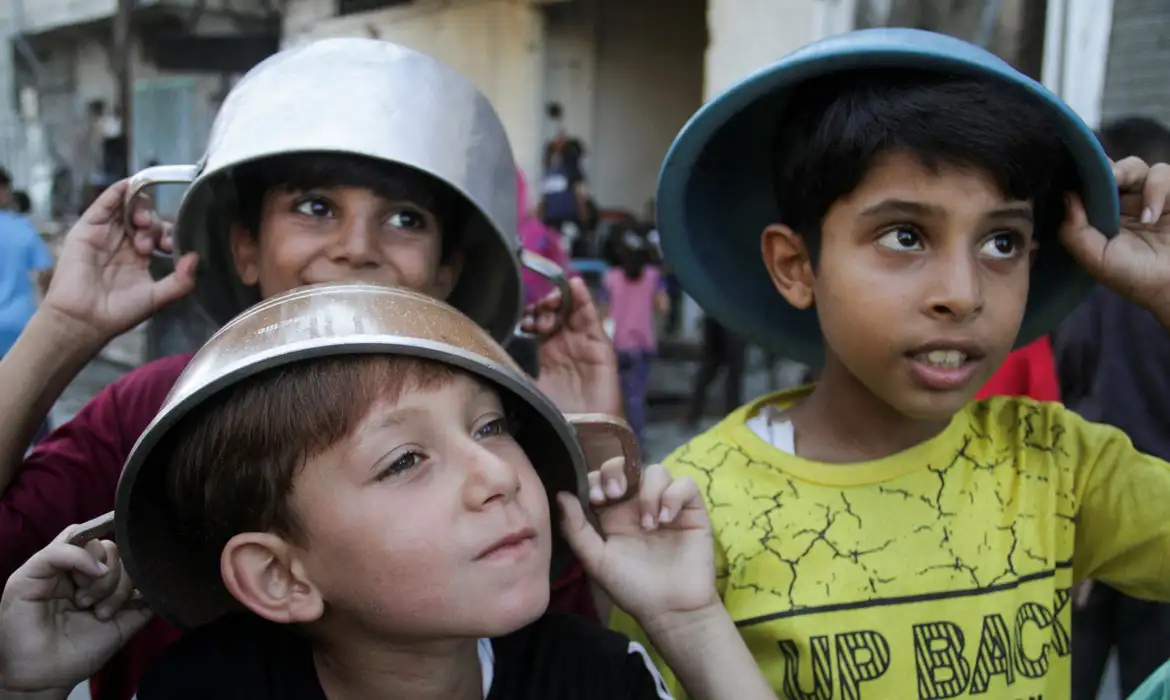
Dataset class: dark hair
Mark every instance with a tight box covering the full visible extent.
[612,227,650,281]
[546,102,564,120]
[1097,116,1170,164]
[0,168,11,189]
[163,355,460,584]
[772,69,1077,267]
[231,152,471,263]
[12,191,30,213]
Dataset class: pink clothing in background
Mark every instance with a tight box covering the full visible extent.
[517,168,574,304]
[604,266,663,352]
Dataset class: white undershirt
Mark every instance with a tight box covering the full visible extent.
[477,637,493,697]
[745,407,796,455]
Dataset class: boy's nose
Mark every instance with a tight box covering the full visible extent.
[924,252,983,322]
[462,443,523,510]
[332,219,382,267]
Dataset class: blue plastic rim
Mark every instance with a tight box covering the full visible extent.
[657,28,1119,365]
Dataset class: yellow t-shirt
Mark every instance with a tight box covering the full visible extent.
[612,387,1170,700]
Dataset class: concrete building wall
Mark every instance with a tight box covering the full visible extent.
[542,0,706,214]
[283,0,547,197]
[1099,0,1170,127]
[704,0,854,100]
[590,0,706,214]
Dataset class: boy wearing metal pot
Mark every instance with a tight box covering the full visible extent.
[0,40,618,700]
[611,29,1170,700]
[0,298,775,699]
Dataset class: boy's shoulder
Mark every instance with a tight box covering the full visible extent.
[663,390,1106,482]
[136,613,320,700]
[491,613,670,699]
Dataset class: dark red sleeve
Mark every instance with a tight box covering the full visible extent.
[548,559,599,622]
[974,336,1060,402]
[0,354,192,581]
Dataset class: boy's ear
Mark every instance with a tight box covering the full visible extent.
[432,250,464,301]
[221,533,324,624]
[229,222,261,287]
[761,223,816,309]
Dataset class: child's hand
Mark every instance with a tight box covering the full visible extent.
[40,181,197,347]
[526,277,623,416]
[557,460,719,627]
[0,527,152,693]
[1061,158,1170,322]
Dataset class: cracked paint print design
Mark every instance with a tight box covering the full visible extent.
[617,398,1093,700]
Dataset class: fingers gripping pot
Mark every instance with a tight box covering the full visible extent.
[89,283,639,629]
[129,37,568,344]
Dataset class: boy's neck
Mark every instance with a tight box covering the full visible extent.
[789,356,951,463]
[314,632,483,700]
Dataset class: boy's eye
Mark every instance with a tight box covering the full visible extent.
[293,197,333,218]
[388,209,426,230]
[876,226,924,251]
[474,417,510,440]
[980,232,1021,260]
[376,450,424,481]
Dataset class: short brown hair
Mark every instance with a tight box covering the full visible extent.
[162,354,459,582]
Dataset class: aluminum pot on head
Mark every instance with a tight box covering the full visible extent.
[83,283,637,630]
[128,37,568,344]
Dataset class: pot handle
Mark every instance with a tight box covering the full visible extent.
[516,250,574,340]
[64,511,149,609]
[564,413,642,498]
[64,511,115,547]
[124,164,201,260]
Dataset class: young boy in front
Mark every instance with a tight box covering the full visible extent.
[0,39,617,699]
[612,29,1170,699]
[0,289,776,699]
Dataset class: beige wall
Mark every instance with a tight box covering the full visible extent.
[543,0,706,214]
[283,0,546,198]
[285,0,706,214]
[704,0,854,100]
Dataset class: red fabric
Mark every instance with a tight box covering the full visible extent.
[974,335,1061,402]
[0,352,595,700]
[0,353,192,700]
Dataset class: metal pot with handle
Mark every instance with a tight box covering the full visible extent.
[129,37,569,345]
[70,282,636,629]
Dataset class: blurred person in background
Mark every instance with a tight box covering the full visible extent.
[11,191,30,215]
[540,102,596,245]
[684,315,746,429]
[515,167,576,377]
[1059,115,1170,700]
[600,229,669,447]
[0,169,54,449]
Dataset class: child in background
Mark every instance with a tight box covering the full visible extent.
[513,168,577,377]
[518,167,575,305]
[602,230,669,446]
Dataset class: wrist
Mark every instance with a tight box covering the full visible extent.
[28,306,109,356]
[641,601,730,643]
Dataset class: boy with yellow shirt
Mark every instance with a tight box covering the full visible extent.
[611,29,1170,700]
